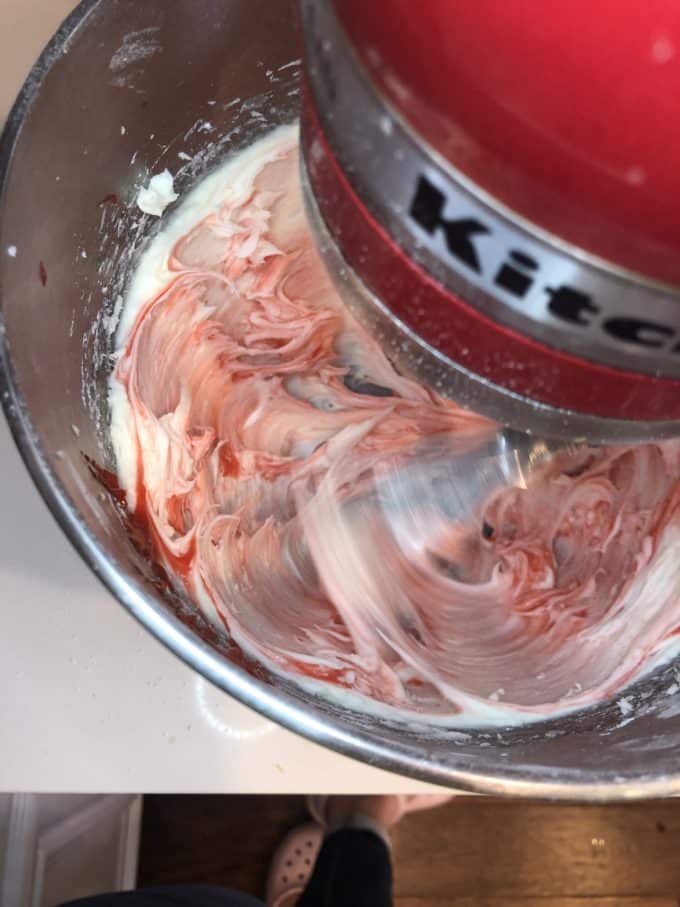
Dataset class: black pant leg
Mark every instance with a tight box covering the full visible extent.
[296,828,393,907]
[59,884,264,907]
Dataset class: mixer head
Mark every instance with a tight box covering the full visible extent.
[300,0,680,444]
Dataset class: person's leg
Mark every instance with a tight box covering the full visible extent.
[289,794,452,907]
[294,796,406,907]
[59,884,264,907]
[295,826,392,907]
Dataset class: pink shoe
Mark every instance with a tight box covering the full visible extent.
[266,821,323,907]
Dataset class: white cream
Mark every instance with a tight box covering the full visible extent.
[137,169,179,217]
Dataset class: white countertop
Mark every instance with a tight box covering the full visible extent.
[0,0,443,795]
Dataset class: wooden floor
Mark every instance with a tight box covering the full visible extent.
[139,795,680,906]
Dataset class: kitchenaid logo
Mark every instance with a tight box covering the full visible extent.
[410,174,680,354]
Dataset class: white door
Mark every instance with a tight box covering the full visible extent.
[0,794,142,907]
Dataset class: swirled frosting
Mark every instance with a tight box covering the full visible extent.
[110,125,680,725]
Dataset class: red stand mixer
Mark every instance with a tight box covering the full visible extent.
[300,0,680,443]
[5,0,680,796]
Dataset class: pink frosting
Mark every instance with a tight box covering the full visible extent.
[114,133,680,722]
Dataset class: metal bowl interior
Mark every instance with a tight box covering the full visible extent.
[2,0,680,800]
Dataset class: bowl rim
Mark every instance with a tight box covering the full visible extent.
[2,0,680,802]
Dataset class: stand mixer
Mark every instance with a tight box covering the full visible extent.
[6,0,680,795]
[300,0,680,444]
[297,0,680,591]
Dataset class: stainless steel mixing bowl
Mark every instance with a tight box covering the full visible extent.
[2,0,680,800]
